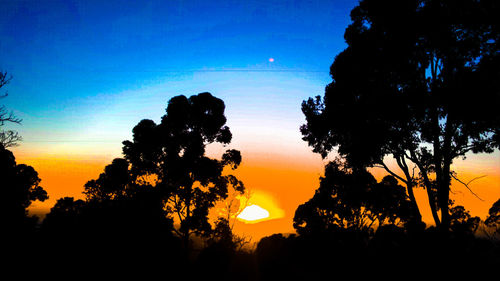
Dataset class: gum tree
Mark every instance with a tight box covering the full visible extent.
[301,0,500,230]
[123,92,244,248]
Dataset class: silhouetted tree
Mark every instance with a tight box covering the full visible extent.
[256,234,290,279]
[449,204,480,236]
[41,194,184,277]
[42,197,86,232]
[0,71,22,147]
[122,92,244,249]
[79,157,174,235]
[293,161,413,236]
[208,218,236,248]
[301,0,500,230]
[485,198,500,238]
[370,175,416,227]
[83,158,131,202]
[0,144,48,231]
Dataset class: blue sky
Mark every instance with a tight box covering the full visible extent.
[0,0,359,157]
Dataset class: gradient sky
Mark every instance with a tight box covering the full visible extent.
[1,0,499,241]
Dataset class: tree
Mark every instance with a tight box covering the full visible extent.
[122,92,244,248]
[449,204,480,236]
[82,157,174,235]
[83,158,131,202]
[0,71,22,147]
[485,198,500,238]
[42,197,86,232]
[301,0,500,230]
[0,144,48,230]
[293,161,413,236]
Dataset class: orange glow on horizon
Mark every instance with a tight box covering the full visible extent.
[14,143,500,242]
[15,153,114,217]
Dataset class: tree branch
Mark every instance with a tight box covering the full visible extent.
[0,130,22,147]
[451,173,486,201]
[374,161,408,184]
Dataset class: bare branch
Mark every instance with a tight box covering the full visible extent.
[0,130,22,147]
[374,161,408,184]
[451,173,486,201]
[0,71,12,89]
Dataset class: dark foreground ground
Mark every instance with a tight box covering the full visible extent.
[4,225,500,280]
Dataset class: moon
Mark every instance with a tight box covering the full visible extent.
[268,58,275,62]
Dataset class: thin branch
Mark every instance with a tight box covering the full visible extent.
[374,161,408,184]
[412,164,418,179]
[0,71,12,88]
[466,175,487,186]
[172,227,182,237]
[451,145,474,159]
[451,174,486,201]
[0,106,22,125]
[0,130,22,147]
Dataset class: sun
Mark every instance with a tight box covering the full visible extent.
[233,190,285,224]
[237,204,270,223]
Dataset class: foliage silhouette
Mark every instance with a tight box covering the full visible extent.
[42,196,86,232]
[293,161,415,236]
[0,71,22,147]
[122,92,245,249]
[255,223,500,279]
[38,93,249,278]
[485,198,500,238]
[41,194,183,277]
[1,144,47,232]
[301,0,500,230]
[83,158,131,202]
[449,204,480,236]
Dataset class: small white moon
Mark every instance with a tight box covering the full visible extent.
[268,58,275,62]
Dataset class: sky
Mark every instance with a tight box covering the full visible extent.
[1,0,499,241]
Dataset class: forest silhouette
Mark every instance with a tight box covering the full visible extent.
[2,0,500,279]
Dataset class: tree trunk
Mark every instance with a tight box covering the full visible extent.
[409,150,441,226]
[406,182,423,223]
[438,164,451,231]
[426,181,441,227]
[396,154,423,223]
[183,183,192,251]
[438,114,454,232]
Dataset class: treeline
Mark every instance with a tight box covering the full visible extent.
[2,92,500,279]
[2,93,249,278]
[3,138,500,279]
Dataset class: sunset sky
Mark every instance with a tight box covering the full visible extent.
[1,0,499,242]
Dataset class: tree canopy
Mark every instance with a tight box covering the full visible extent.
[122,92,245,247]
[83,158,131,202]
[0,144,48,230]
[293,161,413,236]
[301,0,500,230]
[485,199,500,238]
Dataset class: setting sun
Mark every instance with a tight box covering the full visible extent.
[237,205,270,223]
[234,189,285,226]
